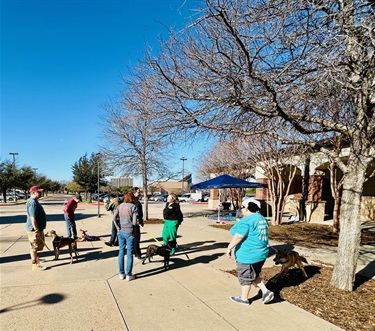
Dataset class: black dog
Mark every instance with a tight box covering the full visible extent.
[141,244,172,270]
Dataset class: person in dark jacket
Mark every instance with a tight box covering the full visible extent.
[132,187,144,259]
[162,193,183,255]
[105,194,121,246]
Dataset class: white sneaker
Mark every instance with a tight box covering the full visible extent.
[32,264,47,271]
[125,275,135,281]
[119,274,125,280]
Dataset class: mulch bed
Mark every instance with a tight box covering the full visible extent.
[215,222,375,331]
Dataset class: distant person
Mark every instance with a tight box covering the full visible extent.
[226,198,274,305]
[162,193,183,255]
[26,186,47,271]
[132,187,144,259]
[113,191,137,281]
[105,194,120,246]
[64,194,81,239]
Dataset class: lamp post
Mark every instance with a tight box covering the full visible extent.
[180,156,187,194]
[32,168,38,178]
[96,153,101,218]
[9,152,18,202]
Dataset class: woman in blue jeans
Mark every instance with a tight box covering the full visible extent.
[113,191,137,281]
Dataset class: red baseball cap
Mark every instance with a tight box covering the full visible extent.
[30,186,43,193]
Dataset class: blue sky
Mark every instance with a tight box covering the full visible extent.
[1,0,208,185]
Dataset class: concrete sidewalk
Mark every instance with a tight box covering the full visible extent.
[0,200,346,330]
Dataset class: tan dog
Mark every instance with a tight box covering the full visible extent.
[76,229,100,242]
[46,230,78,264]
[272,249,308,282]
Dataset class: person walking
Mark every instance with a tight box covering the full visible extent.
[113,191,137,281]
[26,186,47,271]
[132,187,144,259]
[64,194,81,239]
[162,193,183,255]
[105,194,121,246]
[226,198,274,305]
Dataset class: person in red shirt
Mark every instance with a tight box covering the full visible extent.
[64,194,81,239]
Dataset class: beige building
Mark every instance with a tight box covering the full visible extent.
[149,174,192,195]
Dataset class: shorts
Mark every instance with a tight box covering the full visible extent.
[236,260,265,286]
[28,230,45,252]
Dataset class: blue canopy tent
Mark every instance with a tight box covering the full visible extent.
[190,174,267,222]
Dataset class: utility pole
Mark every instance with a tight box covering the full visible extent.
[96,153,101,217]
[180,156,187,194]
[9,152,19,202]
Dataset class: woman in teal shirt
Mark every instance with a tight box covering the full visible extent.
[226,198,274,305]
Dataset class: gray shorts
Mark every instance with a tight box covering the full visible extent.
[236,260,265,286]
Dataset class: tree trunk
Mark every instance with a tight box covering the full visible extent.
[330,156,367,291]
[332,195,341,234]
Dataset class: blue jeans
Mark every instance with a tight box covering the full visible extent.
[118,231,134,276]
[64,213,77,238]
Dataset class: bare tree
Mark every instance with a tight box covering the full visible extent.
[196,139,256,179]
[100,67,175,220]
[241,135,308,225]
[147,0,374,290]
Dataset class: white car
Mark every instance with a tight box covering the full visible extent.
[179,194,193,202]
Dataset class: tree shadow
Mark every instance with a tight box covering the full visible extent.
[355,260,375,289]
[134,240,226,279]
[0,293,65,313]
[0,213,98,225]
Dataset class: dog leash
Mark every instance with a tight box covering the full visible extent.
[268,244,278,252]
[139,224,190,260]
[139,224,162,245]
[38,231,52,252]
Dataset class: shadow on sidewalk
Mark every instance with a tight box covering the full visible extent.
[0,213,97,225]
[134,240,227,279]
[0,293,66,314]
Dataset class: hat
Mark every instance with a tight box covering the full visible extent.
[30,186,43,193]
[242,198,261,209]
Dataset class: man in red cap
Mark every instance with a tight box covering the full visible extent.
[26,186,47,271]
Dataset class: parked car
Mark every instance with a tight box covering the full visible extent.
[179,193,192,202]
[179,193,203,202]
[149,194,161,201]
[100,194,110,203]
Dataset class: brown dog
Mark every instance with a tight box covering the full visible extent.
[272,249,308,282]
[142,244,172,270]
[46,230,78,264]
[76,229,100,242]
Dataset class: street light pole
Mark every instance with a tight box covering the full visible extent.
[96,153,101,218]
[9,152,19,202]
[32,168,38,178]
[180,156,187,194]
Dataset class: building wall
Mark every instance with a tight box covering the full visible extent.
[110,177,134,188]
[149,181,189,195]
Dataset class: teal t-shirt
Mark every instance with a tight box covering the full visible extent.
[230,212,269,264]
[26,197,47,231]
